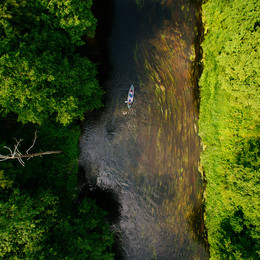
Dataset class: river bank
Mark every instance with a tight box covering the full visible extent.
[199,0,259,258]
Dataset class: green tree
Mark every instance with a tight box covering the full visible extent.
[0,184,115,259]
[0,1,114,258]
[40,0,97,45]
[0,0,103,125]
[0,188,58,259]
[50,199,115,259]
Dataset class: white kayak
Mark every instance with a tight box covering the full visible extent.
[125,85,134,108]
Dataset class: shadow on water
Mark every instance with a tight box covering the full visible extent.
[77,166,121,224]
[191,0,204,112]
[187,202,209,253]
[77,166,126,259]
[77,0,115,86]
[76,1,127,258]
[79,0,209,259]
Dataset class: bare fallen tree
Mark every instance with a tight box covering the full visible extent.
[0,131,61,166]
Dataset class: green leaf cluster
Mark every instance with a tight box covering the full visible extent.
[0,189,58,259]
[0,0,103,125]
[199,0,260,259]
[40,0,97,45]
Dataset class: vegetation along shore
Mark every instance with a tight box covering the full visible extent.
[0,0,114,258]
[199,0,259,258]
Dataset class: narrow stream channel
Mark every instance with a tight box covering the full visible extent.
[79,0,209,259]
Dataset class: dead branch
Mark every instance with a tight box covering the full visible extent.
[0,131,62,166]
[26,130,38,154]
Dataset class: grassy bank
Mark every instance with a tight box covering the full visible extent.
[199,0,259,258]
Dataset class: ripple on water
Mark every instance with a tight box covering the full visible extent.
[79,0,208,259]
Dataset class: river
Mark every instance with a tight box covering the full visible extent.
[79,0,208,259]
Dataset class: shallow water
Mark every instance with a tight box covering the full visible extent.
[79,0,208,259]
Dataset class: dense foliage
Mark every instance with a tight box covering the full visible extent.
[0,0,103,125]
[0,120,114,259]
[199,0,259,258]
[0,1,114,259]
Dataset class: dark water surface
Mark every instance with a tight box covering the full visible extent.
[80,0,208,259]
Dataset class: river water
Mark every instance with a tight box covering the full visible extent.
[79,0,208,259]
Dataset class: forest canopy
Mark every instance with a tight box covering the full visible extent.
[0,0,103,125]
[0,1,114,258]
[199,0,260,259]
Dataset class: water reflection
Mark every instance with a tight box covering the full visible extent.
[80,0,208,259]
